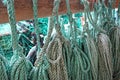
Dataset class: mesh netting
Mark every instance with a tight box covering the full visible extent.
[0,35,13,60]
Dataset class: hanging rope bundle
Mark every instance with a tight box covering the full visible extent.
[77,23,98,80]
[70,42,91,80]
[28,0,50,80]
[109,27,120,80]
[44,0,69,80]
[97,33,113,80]
[46,33,68,80]
[76,1,99,79]
[6,0,33,80]
[10,57,33,80]
[0,54,8,80]
[81,35,98,80]
[29,55,49,80]
[65,1,91,79]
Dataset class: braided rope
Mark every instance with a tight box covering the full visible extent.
[32,0,41,58]
[82,0,106,33]
[46,38,62,64]
[6,0,19,54]
[35,0,61,66]
[65,0,73,39]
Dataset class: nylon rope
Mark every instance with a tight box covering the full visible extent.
[65,0,73,39]
[6,0,19,55]
[32,0,41,58]
[35,0,60,65]
[47,0,63,64]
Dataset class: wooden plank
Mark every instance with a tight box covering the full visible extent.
[0,0,118,24]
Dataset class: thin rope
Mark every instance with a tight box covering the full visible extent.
[6,0,19,55]
[32,0,41,57]
[35,0,61,66]
[65,0,73,39]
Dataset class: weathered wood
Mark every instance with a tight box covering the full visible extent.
[0,0,119,23]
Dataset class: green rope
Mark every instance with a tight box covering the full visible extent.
[6,0,19,54]
[65,0,73,39]
[32,0,41,57]
[82,0,106,33]
[0,54,8,80]
[35,0,60,65]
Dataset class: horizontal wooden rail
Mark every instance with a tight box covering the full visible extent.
[0,0,119,24]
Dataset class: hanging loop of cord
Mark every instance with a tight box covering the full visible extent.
[35,0,61,66]
[47,0,62,64]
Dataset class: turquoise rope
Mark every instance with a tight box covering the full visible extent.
[65,0,73,39]
[32,0,41,57]
[6,0,19,54]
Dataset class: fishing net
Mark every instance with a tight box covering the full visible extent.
[0,0,120,80]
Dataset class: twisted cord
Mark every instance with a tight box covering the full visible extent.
[82,0,106,33]
[6,0,19,54]
[32,0,41,57]
[65,0,73,39]
[35,0,61,65]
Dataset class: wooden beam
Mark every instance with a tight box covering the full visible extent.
[0,0,119,24]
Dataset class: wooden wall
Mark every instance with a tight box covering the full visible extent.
[0,0,119,23]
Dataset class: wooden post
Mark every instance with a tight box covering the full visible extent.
[0,0,118,23]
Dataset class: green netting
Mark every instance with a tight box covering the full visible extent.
[0,35,13,60]
[0,12,82,58]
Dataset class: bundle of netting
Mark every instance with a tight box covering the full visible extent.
[28,0,50,79]
[0,54,8,80]
[109,27,120,80]
[97,33,113,80]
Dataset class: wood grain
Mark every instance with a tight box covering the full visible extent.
[0,0,118,23]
